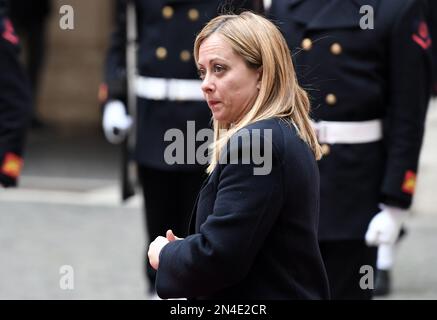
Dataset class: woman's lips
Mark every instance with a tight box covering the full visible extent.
[208,100,220,109]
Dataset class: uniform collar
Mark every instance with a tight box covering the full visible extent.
[287,0,379,30]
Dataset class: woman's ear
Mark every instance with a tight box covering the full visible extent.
[256,66,263,89]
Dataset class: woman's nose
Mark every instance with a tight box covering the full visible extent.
[201,75,214,93]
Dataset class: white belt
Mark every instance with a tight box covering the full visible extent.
[312,119,383,144]
[135,76,204,101]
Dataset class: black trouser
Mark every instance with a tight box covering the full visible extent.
[319,240,377,300]
[12,18,48,115]
[138,165,207,292]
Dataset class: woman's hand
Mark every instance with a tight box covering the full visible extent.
[166,229,183,241]
[148,236,169,270]
[148,230,183,270]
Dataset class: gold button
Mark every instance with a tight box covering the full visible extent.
[321,144,331,156]
[162,6,174,19]
[188,9,199,21]
[325,93,337,106]
[330,42,342,55]
[180,50,191,62]
[156,47,167,60]
[301,38,312,51]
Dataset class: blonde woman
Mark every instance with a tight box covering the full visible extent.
[148,11,330,300]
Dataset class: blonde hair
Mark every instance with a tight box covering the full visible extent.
[194,11,322,173]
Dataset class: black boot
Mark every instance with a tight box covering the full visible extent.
[374,269,391,296]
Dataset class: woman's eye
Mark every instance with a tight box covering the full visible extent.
[213,64,225,73]
[198,69,206,79]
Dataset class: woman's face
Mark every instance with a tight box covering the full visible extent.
[198,33,261,124]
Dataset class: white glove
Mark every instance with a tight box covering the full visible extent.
[365,205,408,246]
[102,100,133,144]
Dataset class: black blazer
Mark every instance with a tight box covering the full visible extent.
[156,118,330,299]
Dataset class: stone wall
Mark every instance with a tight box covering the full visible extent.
[37,0,113,129]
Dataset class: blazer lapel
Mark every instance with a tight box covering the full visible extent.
[188,174,211,234]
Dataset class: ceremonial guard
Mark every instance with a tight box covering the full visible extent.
[100,0,262,295]
[0,0,32,188]
[9,0,51,127]
[270,0,431,299]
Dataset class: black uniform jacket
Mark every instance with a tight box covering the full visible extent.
[0,9,31,187]
[156,118,330,299]
[270,0,431,239]
[103,0,261,171]
[427,0,437,91]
